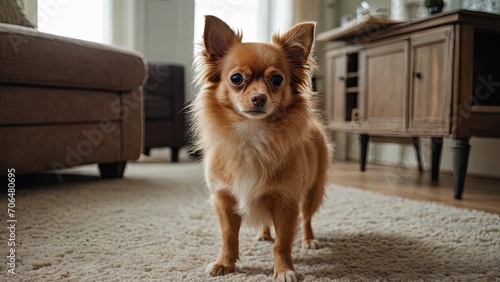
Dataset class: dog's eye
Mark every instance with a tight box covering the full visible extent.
[270,75,283,87]
[230,74,244,86]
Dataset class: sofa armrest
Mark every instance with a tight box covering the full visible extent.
[0,23,147,92]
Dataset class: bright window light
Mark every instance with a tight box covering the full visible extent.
[194,0,269,48]
[37,0,108,44]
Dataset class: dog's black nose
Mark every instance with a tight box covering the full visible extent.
[251,94,267,107]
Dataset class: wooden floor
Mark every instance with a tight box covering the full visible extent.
[328,161,500,214]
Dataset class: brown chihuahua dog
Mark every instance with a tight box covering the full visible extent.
[190,15,330,281]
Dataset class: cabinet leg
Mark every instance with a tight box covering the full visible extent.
[98,161,127,178]
[412,137,423,173]
[431,137,443,181]
[451,138,471,200]
[171,147,180,163]
[144,147,151,156]
[359,134,370,172]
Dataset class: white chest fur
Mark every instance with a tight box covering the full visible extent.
[230,120,271,228]
[233,120,268,151]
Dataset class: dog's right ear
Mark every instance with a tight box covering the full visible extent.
[203,15,241,60]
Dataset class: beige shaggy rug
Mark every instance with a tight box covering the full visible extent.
[1,153,499,282]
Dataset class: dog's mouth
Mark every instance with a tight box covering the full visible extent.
[242,108,268,118]
[237,104,269,119]
[244,109,266,115]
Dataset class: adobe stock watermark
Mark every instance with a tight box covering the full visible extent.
[7,35,29,55]
[383,73,500,188]
[50,65,169,181]
[37,0,72,29]
[210,0,244,17]
[8,0,72,54]
[351,18,388,45]
[6,168,17,276]
[178,184,212,220]
[49,90,142,181]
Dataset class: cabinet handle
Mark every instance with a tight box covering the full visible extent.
[351,108,360,124]
[415,72,423,79]
[339,76,345,81]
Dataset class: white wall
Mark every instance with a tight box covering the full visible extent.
[143,0,194,68]
[143,0,196,101]
[109,0,195,99]
[143,0,195,99]
[115,0,195,99]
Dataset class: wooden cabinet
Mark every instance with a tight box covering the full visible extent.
[325,27,454,135]
[409,26,454,134]
[319,10,500,199]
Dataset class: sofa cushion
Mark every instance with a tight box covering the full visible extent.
[0,0,35,27]
[0,123,122,174]
[0,86,121,125]
[0,23,147,92]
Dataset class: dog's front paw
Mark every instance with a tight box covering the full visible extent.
[274,270,299,282]
[302,239,321,250]
[206,262,236,276]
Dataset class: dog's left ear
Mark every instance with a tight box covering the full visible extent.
[203,15,242,60]
[272,22,315,68]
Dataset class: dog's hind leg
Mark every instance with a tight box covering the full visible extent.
[300,182,324,249]
[256,224,274,242]
[300,148,328,250]
[300,128,330,250]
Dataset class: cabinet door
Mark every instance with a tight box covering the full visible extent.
[325,50,347,127]
[359,41,408,132]
[409,26,453,135]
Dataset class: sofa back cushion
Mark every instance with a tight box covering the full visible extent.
[0,0,35,27]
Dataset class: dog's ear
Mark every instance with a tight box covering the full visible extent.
[272,22,316,93]
[272,22,315,67]
[203,15,242,60]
